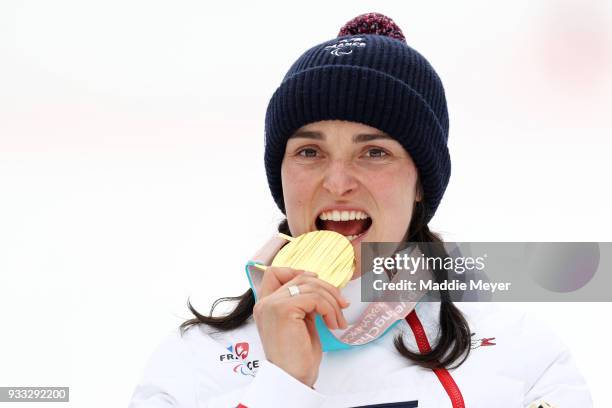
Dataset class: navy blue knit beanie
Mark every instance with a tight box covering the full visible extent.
[264,12,450,222]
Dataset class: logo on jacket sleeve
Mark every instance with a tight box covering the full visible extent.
[470,333,496,349]
[219,342,260,377]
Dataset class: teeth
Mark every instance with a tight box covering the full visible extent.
[346,235,358,241]
[318,210,369,221]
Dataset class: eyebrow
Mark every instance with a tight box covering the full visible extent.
[289,130,393,143]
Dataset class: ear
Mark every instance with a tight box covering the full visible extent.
[415,181,423,202]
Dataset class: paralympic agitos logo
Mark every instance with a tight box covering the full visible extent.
[219,342,260,377]
[324,37,366,56]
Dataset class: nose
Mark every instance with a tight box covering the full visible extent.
[322,160,358,197]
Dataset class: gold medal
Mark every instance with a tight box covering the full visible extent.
[255,231,355,288]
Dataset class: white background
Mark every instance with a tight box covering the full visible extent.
[1,0,611,407]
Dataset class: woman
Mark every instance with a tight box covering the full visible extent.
[129,13,591,408]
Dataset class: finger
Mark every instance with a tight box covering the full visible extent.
[259,267,316,299]
[293,282,348,329]
[304,314,322,353]
[298,275,351,308]
[287,274,350,327]
[290,292,341,330]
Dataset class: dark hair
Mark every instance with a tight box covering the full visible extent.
[180,199,471,369]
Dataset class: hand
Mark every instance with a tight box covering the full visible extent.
[252,267,350,387]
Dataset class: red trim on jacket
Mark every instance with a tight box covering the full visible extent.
[406,310,465,408]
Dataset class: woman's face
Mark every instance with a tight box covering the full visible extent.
[281,120,421,278]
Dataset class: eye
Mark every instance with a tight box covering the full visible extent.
[365,148,389,158]
[297,147,319,158]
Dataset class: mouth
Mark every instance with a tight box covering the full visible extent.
[314,209,372,242]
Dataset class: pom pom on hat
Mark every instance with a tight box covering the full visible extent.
[338,12,406,42]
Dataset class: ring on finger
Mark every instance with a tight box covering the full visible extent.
[288,285,300,297]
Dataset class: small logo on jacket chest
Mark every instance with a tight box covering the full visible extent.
[219,342,260,377]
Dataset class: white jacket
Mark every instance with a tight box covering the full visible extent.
[129,278,592,408]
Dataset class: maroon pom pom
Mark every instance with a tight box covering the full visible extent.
[338,12,405,42]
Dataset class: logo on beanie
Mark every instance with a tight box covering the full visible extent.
[324,37,366,56]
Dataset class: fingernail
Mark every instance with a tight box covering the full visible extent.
[303,271,317,277]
